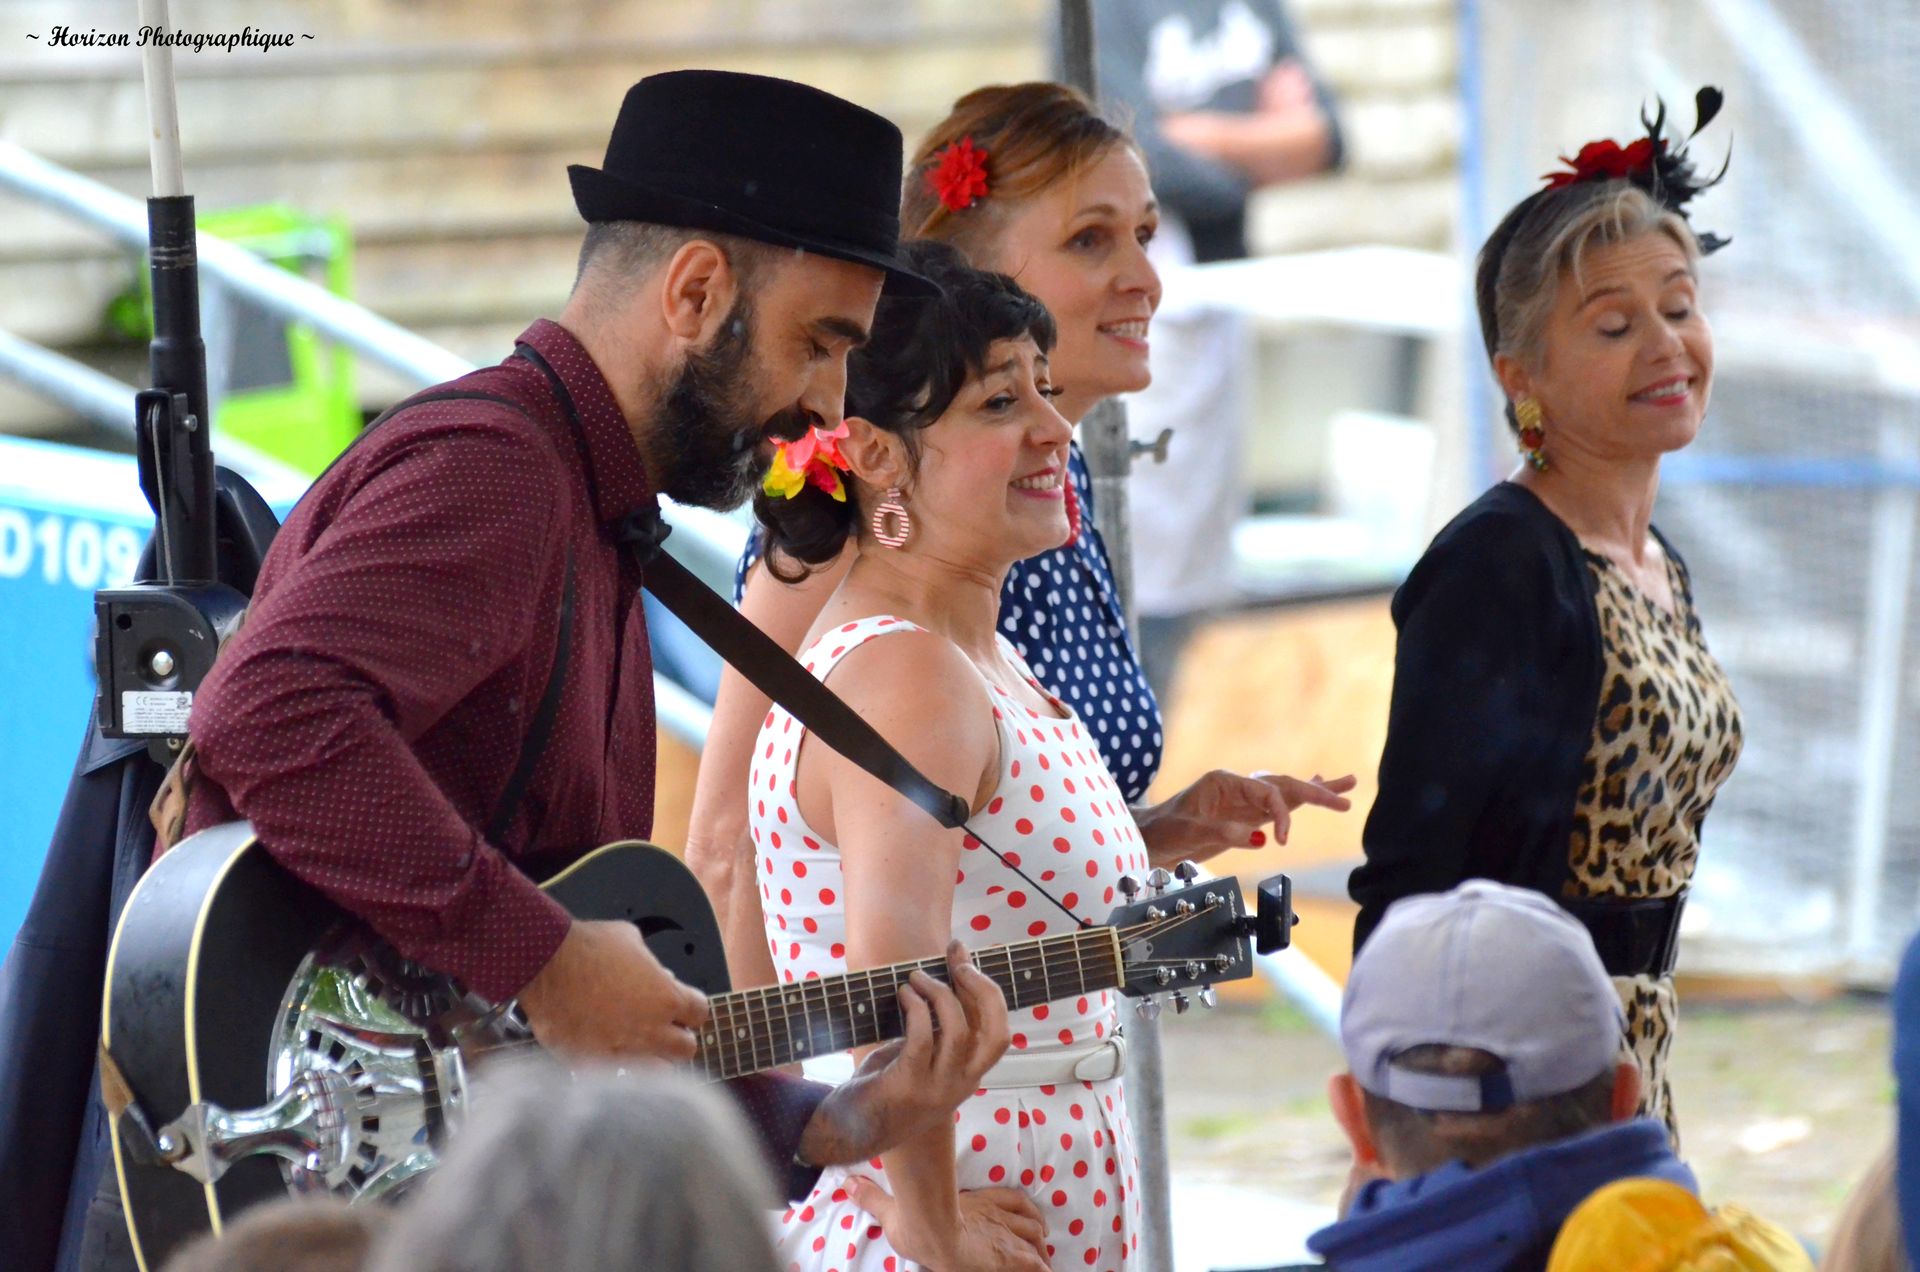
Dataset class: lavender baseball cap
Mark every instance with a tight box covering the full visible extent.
[1341,880,1626,1113]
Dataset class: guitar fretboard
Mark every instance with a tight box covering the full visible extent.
[692,926,1125,1083]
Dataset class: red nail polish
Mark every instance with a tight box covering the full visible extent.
[1249,830,1267,847]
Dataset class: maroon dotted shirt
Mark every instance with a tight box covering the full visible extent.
[187,319,659,1001]
[184,319,828,1194]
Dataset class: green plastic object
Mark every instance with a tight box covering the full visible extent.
[108,203,360,476]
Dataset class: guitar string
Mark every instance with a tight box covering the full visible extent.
[699,964,1218,1082]
[701,936,1121,1075]
[695,904,1234,1077]
[702,934,1132,1076]
[708,905,1225,1038]
[439,911,1231,1076]
[710,910,1200,1035]
[455,944,1210,1083]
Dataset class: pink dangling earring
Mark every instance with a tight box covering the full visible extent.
[871,487,912,549]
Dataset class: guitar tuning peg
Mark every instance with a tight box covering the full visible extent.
[1171,990,1191,1015]
[1198,986,1218,1010]
[1118,875,1140,900]
[1174,860,1200,883]
[1145,867,1173,896]
[1136,997,1162,1022]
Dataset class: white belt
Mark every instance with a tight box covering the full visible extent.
[978,1032,1127,1090]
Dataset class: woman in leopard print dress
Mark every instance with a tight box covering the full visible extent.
[1352,100,1741,1140]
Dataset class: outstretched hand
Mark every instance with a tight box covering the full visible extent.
[1136,770,1356,869]
[796,942,1009,1167]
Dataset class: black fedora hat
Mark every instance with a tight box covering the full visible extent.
[570,70,934,295]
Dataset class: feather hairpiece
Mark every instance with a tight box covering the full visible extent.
[1540,86,1730,253]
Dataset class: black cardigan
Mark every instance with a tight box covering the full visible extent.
[1351,481,1629,951]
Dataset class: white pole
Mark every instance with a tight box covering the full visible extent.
[137,0,185,198]
[1848,417,1918,968]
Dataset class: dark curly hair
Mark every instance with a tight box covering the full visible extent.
[752,239,1056,580]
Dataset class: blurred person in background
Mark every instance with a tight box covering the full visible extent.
[366,1062,780,1272]
[1895,929,1920,1267]
[1350,91,1741,1142]
[1069,0,1343,699]
[1820,1148,1909,1272]
[160,1200,387,1272]
[1305,880,1689,1272]
[689,80,1352,1001]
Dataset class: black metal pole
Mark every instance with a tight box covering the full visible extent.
[91,0,244,753]
[141,192,216,583]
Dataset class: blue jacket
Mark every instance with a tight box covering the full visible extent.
[1306,1119,1696,1272]
[1894,931,1920,1267]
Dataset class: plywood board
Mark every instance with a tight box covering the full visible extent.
[1151,596,1398,995]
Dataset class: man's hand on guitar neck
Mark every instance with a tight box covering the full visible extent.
[518,918,710,1060]
[796,942,1010,1167]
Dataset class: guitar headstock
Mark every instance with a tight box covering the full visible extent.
[1103,865,1297,1016]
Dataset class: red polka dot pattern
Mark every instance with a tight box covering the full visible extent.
[755,616,1146,1269]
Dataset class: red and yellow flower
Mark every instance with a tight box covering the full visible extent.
[763,421,852,502]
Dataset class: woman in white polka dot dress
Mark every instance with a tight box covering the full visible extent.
[751,243,1145,1271]
[696,80,1354,1032]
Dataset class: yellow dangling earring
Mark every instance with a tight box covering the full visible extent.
[1515,398,1548,472]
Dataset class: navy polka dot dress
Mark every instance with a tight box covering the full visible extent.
[737,442,1165,803]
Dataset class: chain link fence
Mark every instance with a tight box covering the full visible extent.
[1464,0,1920,979]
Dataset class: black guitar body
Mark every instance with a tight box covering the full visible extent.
[103,823,728,1271]
[104,821,1274,1270]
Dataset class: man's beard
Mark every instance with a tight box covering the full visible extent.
[650,297,809,511]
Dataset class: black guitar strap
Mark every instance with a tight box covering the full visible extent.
[511,342,972,832]
[630,525,968,830]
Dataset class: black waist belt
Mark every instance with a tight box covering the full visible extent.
[1561,893,1686,979]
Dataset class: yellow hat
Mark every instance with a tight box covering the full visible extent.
[1547,1178,1814,1272]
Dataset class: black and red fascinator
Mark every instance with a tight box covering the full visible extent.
[1477,87,1731,360]
[1539,86,1730,251]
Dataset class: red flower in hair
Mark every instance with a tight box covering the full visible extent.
[1543,136,1660,188]
[930,136,991,211]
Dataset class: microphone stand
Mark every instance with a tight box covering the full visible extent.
[93,0,247,760]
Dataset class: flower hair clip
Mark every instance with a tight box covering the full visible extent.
[1540,86,1730,253]
[929,136,990,212]
[763,421,852,502]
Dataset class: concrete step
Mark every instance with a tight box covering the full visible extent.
[0,75,1454,262]
[6,0,1049,54]
[2,0,1465,434]
[0,41,1042,166]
